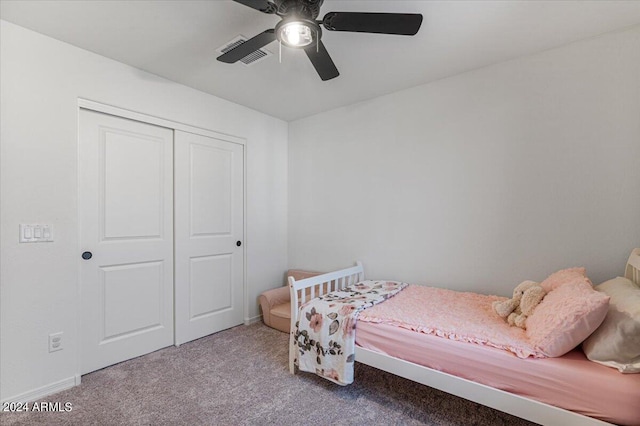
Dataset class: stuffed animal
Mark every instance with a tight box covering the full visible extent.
[508,282,546,329]
[492,280,536,318]
[492,280,547,329]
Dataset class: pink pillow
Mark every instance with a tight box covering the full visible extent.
[539,267,592,293]
[526,279,609,357]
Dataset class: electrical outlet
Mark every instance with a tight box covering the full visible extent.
[49,332,63,352]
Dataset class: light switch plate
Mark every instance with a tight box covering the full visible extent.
[20,224,53,243]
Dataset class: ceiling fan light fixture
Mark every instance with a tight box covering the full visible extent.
[275,18,320,48]
[282,22,312,46]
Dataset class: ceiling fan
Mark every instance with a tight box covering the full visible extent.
[217,0,423,81]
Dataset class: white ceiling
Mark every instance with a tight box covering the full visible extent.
[2,0,640,121]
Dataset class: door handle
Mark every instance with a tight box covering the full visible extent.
[236,241,242,247]
[82,251,93,260]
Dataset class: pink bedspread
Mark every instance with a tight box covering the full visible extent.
[356,321,640,426]
[359,285,539,358]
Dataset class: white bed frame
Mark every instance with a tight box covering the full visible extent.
[288,251,640,426]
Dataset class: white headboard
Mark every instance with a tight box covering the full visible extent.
[625,248,640,285]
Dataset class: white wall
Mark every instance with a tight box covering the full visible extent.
[0,20,288,401]
[289,26,640,293]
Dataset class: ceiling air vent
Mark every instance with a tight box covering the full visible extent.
[216,36,273,66]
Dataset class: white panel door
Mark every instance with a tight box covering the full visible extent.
[175,131,244,345]
[79,109,174,374]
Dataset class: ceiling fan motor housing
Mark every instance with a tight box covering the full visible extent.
[273,0,324,20]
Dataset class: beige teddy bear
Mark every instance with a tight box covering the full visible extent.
[492,280,547,329]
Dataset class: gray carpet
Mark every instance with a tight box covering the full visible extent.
[1,323,536,425]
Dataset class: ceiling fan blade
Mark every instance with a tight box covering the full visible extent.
[304,41,339,81]
[322,12,423,36]
[217,29,276,63]
[232,0,276,14]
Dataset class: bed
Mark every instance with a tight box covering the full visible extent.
[288,252,640,426]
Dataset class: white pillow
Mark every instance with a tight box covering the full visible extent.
[582,277,640,373]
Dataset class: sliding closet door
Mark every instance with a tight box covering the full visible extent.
[174,131,244,345]
[79,109,174,374]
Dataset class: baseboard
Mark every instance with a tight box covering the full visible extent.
[244,314,262,325]
[1,376,78,404]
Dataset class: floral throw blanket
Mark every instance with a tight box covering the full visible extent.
[292,280,407,385]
